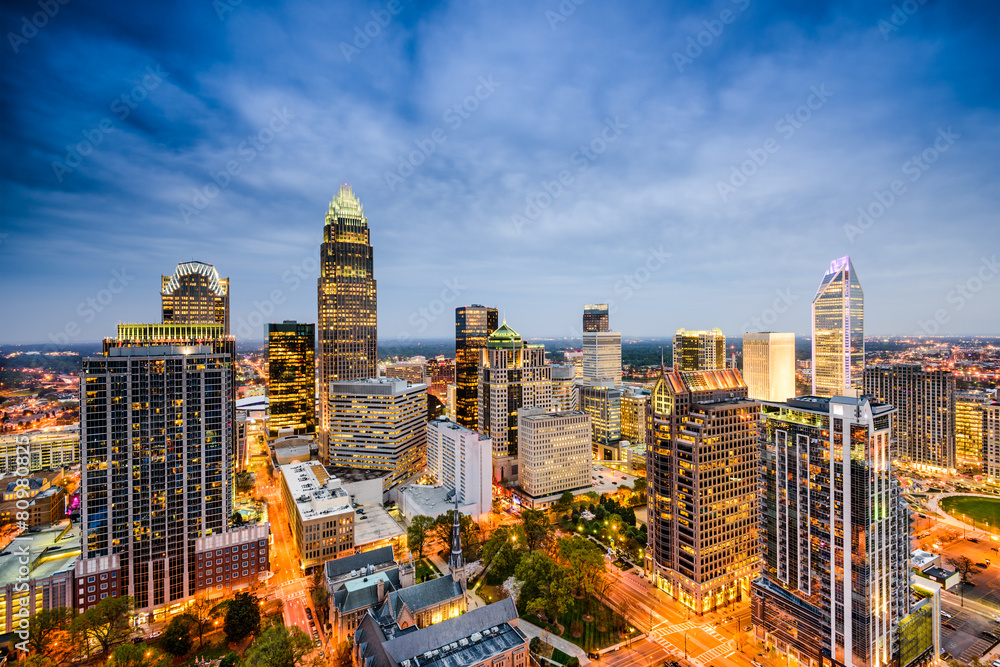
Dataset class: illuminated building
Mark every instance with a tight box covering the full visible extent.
[425,418,492,521]
[455,305,498,429]
[318,185,378,463]
[425,356,456,400]
[161,261,230,334]
[564,350,584,378]
[986,403,1000,483]
[517,408,590,502]
[583,331,622,387]
[673,328,725,372]
[280,460,355,571]
[955,390,993,472]
[477,321,551,458]
[267,321,316,437]
[550,364,577,411]
[752,395,912,667]
[742,332,795,402]
[577,381,622,461]
[646,368,758,615]
[811,256,864,397]
[328,378,427,489]
[863,364,955,470]
[0,431,79,473]
[385,361,427,386]
[620,386,649,447]
[583,303,609,332]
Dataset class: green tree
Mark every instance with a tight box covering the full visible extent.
[482,526,522,582]
[514,552,572,623]
[632,477,646,498]
[219,653,240,667]
[407,515,434,557]
[520,509,551,551]
[181,593,223,649]
[553,491,575,515]
[25,606,71,658]
[433,510,480,561]
[161,615,193,656]
[309,567,330,626]
[105,643,170,667]
[70,595,134,659]
[557,536,605,600]
[223,591,261,643]
[242,624,314,667]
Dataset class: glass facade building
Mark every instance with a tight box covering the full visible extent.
[455,305,498,430]
[955,390,993,472]
[583,303,609,332]
[673,328,725,372]
[161,261,230,335]
[811,256,864,397]
[267,321,316,436]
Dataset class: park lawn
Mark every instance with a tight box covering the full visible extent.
[415,558,442,582]
[940,496,1000,531]
[525,595,635,653]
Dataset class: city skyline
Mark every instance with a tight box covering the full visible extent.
[2,2,998,344]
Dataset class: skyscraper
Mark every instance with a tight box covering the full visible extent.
[518,408,591,502]
[426,419,493,520]
[985,402,1000,483]
[742,332,796,402]
[318,185,377,462]
[550,364,577,411]
[455,305,498,429]
[646,368,758,614]
[582,331,622,387]
[811,256,864,397]
[267,321,316,437]
[478,321,551,457]
[582,303,609,332]
[753,395,912,667]
[578,381,622,461]
[672,328,725,372]
[863,364,955,470]
[161,261,230,334]
[956,389,994,472]
[620,386,649,447]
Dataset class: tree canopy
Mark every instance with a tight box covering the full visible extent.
[223,591,261,643]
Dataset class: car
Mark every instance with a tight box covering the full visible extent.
[978,562,989,568]
[943,623,958,630]
[356,508,364,514]
[319,651,325,658]
[984,631,1000,641]
[587,652,600,659]
[969,537,981,543]
[941,611,952,619]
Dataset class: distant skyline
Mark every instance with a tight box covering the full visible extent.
[1,1,998,344]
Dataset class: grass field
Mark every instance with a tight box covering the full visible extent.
[940,496,1000,531]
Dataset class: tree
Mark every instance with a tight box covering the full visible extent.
[515,552,572,624]
[529,636,543,654]
[632,477,646,498]
[25,606,71,658]
[309,567,330,626]
[242,624,313,667]
[433,510,481,561]
[407,515,434,558]
[105,644,170,667]
[557,536,605,601]
[520,509,551,551]
[161,616,193,657]
[330,640,354,667]
[70,595,134,658]
[182,593,223,649]
[947,554,983,584]
[482,526,522,582]
[553,491,575,515]
[224,591,261,643]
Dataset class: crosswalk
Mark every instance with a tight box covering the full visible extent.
[646,622,735,667]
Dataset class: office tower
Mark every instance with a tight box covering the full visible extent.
[673,328,725,372]
[328,378,426,489]
[583,303,609,332]
[318,185,378,462]
[620,386,649,446]
[517,408,590,501]
[455,305,499,429]
[742,332,796,402]
[578,381,622,461]
[426,419,493,520]
[267,321,316,437]
[564,350,584,378]
[582,331,622,387]
[986,403,1000,483]
[425,356,456,401]
[478,322,551,457]
[161,261,230,334]
[385,361,427,386]
[956,390,993,472]
[812,256,864,397]
[550,364,577,411]
[646,368,758,614]
[753,395,911,667]
[863,364,955,470]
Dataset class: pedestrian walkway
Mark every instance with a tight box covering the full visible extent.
[519,618,591,666]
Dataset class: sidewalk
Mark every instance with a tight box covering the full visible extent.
[519,618,591,666]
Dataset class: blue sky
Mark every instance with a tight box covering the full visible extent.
[1,0,998,344]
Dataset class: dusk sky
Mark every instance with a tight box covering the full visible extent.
[1,0,998,345]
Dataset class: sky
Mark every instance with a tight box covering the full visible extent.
[1,0,998,345]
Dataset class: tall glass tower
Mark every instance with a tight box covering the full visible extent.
[268,321,316,437]
[811,256,864,397]
[318,185,377,462]
[455,305,498,429]
[161,261,230,334]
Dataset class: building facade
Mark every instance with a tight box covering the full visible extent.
[160,261,230,334]
[742,332,796,403]
[955,390,993,472]
[267,321,316,436]
[863,364,955,470]
[550,364,577,411]
[577,381,622,461]
[646,369,758,614]
[426,418,493,520]
[582,331,622,387]
[384,362,427,386]
[673,328,726,372]
[986,403,1000,484]
[318,185,378,463]
[812,256,864,397]
[752,395,911,667]
[425,356,456,401]
[517,408,591,500]
[280,461,355,571]
[455,305,499,430]
[621,386,649,447]
[0,431,79,474]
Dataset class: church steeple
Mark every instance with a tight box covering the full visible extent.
[449,497,466,589]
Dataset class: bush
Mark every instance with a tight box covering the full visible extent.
[529,636,543,654]
[161,616,192,656]
[567,658,581,667]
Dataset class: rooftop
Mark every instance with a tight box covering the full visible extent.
[0,520,81,585]
[354,503,406,546]
[281,461,353,521]
[326,545,397,582]
[399,485,475,520]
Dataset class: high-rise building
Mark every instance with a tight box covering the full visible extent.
[956,390,994,472]
[161,261,230,335]
[582,331,622,387]
[328,378,426,489]
[564,350,584,378]
[672,328,725,372]
[425,356,456,401]
[620,386,649,447]
[583,303,609,333]
[455,305,498,430]
[863,364,955,470]
[753,395,911,667]
[578,381,622,461]
[318,185,378,462]
[812,256,864,397]
[477,322,551,457]
[985,403,1000,483]
[385,361,427,386]
[550,364,577,411]
[742,332,796,402]
[267,321,316,437]
[517,408,591,502]
[426,419,493,520]
[279,460,355,570]
[646,368,758,614]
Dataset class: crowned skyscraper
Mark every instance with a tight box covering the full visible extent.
[318,185,377,462]
[812,256,864,397]
[161,261,230,334]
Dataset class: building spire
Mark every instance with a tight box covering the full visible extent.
[450,496,463,573]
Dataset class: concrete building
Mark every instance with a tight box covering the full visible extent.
[956,389,994,472]
[328,378,427,490]
[986,403,1000,483]
[550,364,577,411]
[0,521,80,636]
[0,473,66,527]
[280,461,355,571]
[425,418,492,520]
[646,368,758,614]
[517,408,590,502]
[752,395,914,667]
[0,431,79,474]
[673,328,725,372]
[582,330,622,387]
[621,386,649,447]
[583,303,610,333]
[742,332,795,402]
[425,356,456,402]
[577,381,622,461]
[160,261,230,334]
[863,364,955,471]
[564,350,584,378]
[812,256,864,397]
[385,361,427,387]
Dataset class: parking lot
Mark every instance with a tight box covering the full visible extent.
[941,598,1000,663]
[589,465,638,495]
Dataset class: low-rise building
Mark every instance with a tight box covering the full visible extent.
[193,524,270,597]
[0,521,80,635]
[0,472,66,527]
[0,431,80,474]
[280,461,355,571]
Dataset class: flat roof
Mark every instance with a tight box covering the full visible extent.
[281,461,353,521]
[400,485,475,519]
[354,503,405,546]
[0,520,80,584]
